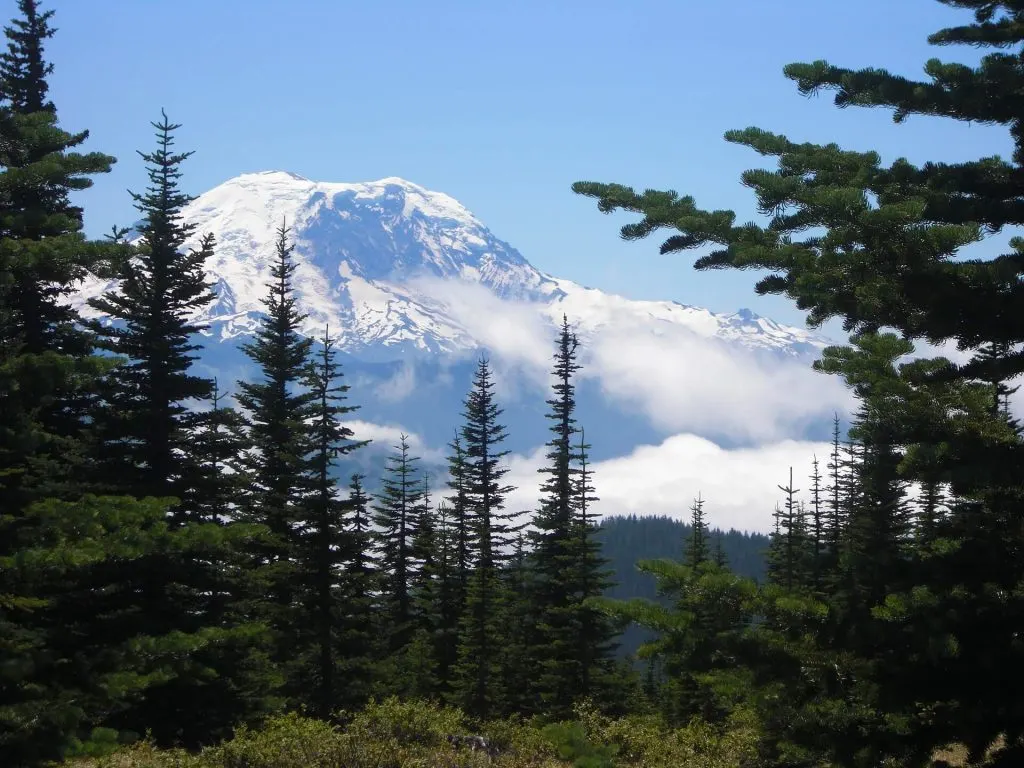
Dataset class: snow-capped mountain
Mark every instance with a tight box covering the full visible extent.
[70,171,829,363]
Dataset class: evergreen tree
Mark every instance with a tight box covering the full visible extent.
[301,327,365,717]
[181,379,249,524]
[450,357,516,718]
[684,494,709,567]
[572,427,619,707]
[0,496,274,763]
[233,221,315,703]
[432,500,461,695]
[406,474,442,699]
[444,431,473,619]
[574,5,1024,758]
[88,113,216,506]
[529,315,584,717]
[0,0,118,516]
[371,434,423,658]
[335,474,378,711]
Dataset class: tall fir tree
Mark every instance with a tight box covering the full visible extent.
[300,327,366,717]
[88,113,216,507]
[335,474,379,711]
[572,427,619,707]
[233,221,315,703]
[529,315,584,717]
[371,434,423,661]
[684,494,709,567]
[0,0,119,516]
[450,357,516,718]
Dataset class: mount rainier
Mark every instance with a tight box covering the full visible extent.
[70,170,838,461]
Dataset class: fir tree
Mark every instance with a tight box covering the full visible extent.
[444,431,473,619]
[181,379,249,524]
[684,494,709,567]
[335,474,378,710]
[0,0,118,516]
[573,6,1024,755]
[233,221,315,702]
[371,434,423,657]
[450,357,516,718]
[572,427,619,707]
[529,315,584,716]
[88,113,216,506]
[301,327,366,717]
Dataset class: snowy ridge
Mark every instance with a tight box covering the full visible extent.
[69,171,830,361]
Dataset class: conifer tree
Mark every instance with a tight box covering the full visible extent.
[0,0,118,515]
[372,434,423,657]
[529,316,584,716]
[88,114,216,505]
[233,221,315,700]
[432,500,461,694]
[450,357,516,718]
[301,328,365,717]
[335,474,378,710]
[684,494,709,567]
[444,432,473,618]
[573,7,1024,753]
[572,427,619,706]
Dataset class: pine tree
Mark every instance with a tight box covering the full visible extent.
[529,315,584,716]
[684,494,709,567]
[233,221,315,702]
[444,431,473,619]
[450,357,516,718]
[371,434,423,658]
[88,113,216,506]
[0,0,118,516]
[572,427,619,707]
[432,500,461,696]
[335,474,378,711]
[301,327,365,717]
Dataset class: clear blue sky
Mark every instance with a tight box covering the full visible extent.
[33,0,1010,332]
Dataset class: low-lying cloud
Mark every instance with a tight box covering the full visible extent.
[501,433,832,535]
[409,277,852,445]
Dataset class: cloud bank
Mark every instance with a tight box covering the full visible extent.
[409,277,853,445]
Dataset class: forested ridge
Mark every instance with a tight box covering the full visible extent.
[3,0,1024,766]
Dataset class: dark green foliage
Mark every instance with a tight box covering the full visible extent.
[0,495,274,764]
[450,357,517,718]
[88,113,216,506]
[529,316,586,717]
[181,379,250,524]
[232,222,315,707]
[301,328,366,717]
[0,0,118,517]
[575,3,1024,762]
[371,434,423,659]
[683,495,708,568]
[333,474,378,711]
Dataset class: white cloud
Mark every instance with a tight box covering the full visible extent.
[408,277,852,444]
[498,433,830,535]
[375,362,418,403]
[340,420,445,464]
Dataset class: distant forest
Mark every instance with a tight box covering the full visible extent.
[598,515,768,659]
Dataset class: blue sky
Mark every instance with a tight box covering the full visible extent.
[36,0,1009,333]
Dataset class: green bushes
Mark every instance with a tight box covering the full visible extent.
[60,698,762,768]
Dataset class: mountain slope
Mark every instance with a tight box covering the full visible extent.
[69,170,830,363]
